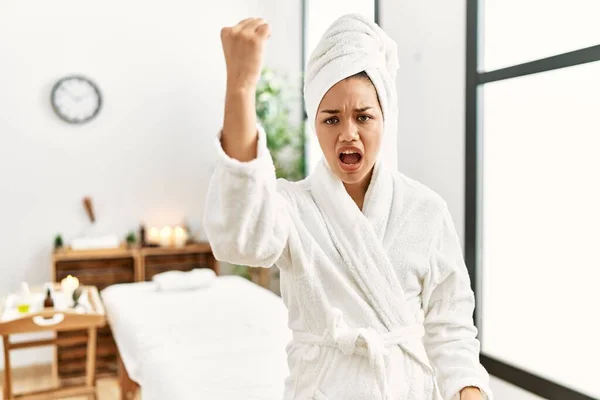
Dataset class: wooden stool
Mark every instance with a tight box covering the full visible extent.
[0,286,105,400]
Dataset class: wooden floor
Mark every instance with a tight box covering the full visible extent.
[0,364,132,400]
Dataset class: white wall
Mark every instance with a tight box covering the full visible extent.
[381,0,466,244]
[380,1,545,400]
[0,0,300,369]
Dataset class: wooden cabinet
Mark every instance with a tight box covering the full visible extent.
[52,243,216,383]
[138,245,218,281]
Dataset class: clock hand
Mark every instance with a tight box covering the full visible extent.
[59,86,78,101]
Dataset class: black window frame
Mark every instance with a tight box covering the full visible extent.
[465,1,600,399]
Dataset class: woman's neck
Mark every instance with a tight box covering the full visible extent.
[343,168,374,210]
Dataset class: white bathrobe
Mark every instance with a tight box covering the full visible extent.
[205,13,491,400]
[204,130,492,400]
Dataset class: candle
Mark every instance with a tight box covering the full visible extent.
[61,275,80,306]
[159,226,173,247]
[148,227,160,245]
[173,226,188,248]
[61,275,79,292]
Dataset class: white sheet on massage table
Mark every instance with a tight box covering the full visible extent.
[101,275,292,400]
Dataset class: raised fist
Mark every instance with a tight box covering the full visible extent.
[221,18,271,90]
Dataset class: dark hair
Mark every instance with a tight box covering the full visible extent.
[349,70,373,83]
[347,71,382,110]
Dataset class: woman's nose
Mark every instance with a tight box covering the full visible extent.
[338,120,359,142]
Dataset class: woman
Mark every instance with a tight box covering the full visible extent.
[205,14,492,400]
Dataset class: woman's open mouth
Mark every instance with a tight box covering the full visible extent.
[338,147,363,172]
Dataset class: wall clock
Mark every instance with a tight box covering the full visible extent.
[51,75,102,124]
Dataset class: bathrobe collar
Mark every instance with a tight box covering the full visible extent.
[310,158,433,370]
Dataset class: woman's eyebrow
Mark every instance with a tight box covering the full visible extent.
[319,106,373,114]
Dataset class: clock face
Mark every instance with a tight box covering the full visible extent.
[51,76,102,124]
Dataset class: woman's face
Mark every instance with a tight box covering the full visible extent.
[315,76,383,186]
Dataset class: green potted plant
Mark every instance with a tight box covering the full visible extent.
[54,234,64,251]
[255,68,305,180]
[125,232,136,248]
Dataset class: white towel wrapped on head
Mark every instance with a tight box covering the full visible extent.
[304,13,399,169]
[152,268,216,291]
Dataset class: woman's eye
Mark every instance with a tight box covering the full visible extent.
[357,115,371,122]
[324,117,339,125]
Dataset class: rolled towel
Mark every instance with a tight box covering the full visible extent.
[71,235,120,250]
[304,14,399,169]
[152,268,217,291]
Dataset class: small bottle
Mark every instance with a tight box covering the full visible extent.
[139,224,147,247]
[44,286,54,309]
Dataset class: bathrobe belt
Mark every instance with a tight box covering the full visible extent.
[293,308,428,400]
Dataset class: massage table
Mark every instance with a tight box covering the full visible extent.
[101,275,291,400]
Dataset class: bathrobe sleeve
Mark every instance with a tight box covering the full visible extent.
[422,203,492,400]
[203,127,291,268]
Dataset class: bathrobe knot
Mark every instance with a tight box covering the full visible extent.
[294,308,425,400]
[325,308,389,363]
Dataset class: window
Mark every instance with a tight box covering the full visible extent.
[482,0,600,71]
[467,1,600,399]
